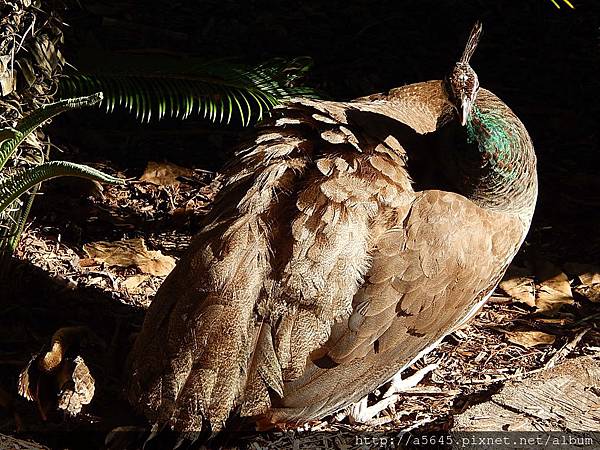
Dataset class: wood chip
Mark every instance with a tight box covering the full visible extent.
[453,356,600,431]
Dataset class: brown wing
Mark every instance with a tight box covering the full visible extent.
[268,190,527,422]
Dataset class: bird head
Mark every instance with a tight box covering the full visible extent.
[446,22,483,126]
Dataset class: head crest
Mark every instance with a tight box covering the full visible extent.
[446,22,484,126]
[460,21,483,64]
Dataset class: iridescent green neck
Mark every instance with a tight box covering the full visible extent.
[452,98,537,217]
[466,106,518,181]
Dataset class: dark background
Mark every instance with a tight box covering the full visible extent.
[53,0,599,263]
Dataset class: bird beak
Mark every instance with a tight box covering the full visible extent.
[460,97,473,126]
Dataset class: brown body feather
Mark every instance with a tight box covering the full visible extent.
[127,80,537,431]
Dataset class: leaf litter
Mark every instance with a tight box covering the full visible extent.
[500,259,575,314]
[2,154,596,446]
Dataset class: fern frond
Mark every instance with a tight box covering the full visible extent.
[59,53,319,125]
[6,186,36,252]
[0,185,37,255]
[0,161,123,215]
[0,93,103,171]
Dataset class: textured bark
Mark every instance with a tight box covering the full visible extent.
[453,356,600,431]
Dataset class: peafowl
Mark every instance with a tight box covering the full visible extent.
[126,22,537,434]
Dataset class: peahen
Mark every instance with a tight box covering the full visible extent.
[126,22,537,433]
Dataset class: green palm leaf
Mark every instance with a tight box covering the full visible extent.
[0,93,103,171]
[58,52,319,125]
[0,161,123,214]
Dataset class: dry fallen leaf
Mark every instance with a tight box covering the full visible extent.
[505,330,556,348]
[140,161,193,186]
[533,316,574,326]
[83,238,176,276]
[18,327,95,419]
[0,54,16,96]
[78,257,98,268]
[121,274,151,294]
[564,262,600,303]
[535,260,574,314]
[57,356,95,416]
[503,261,576,314]
[575,285,600,303]
[500,265,535,308]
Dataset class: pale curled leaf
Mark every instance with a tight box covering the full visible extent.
[18,327,95,419]
[564,262,600,303]
[83,238,176,276]
[574,285,600,303]
[505,331,556,348]
[535,260,574,314]
[0,55,16,96]
[502,262,575,314]
[500,268,535,308]
[139,161,193,186]
[57,356,95,416]
[535,285,574,313]
[121,274,151,294]
[39,326,89,372]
